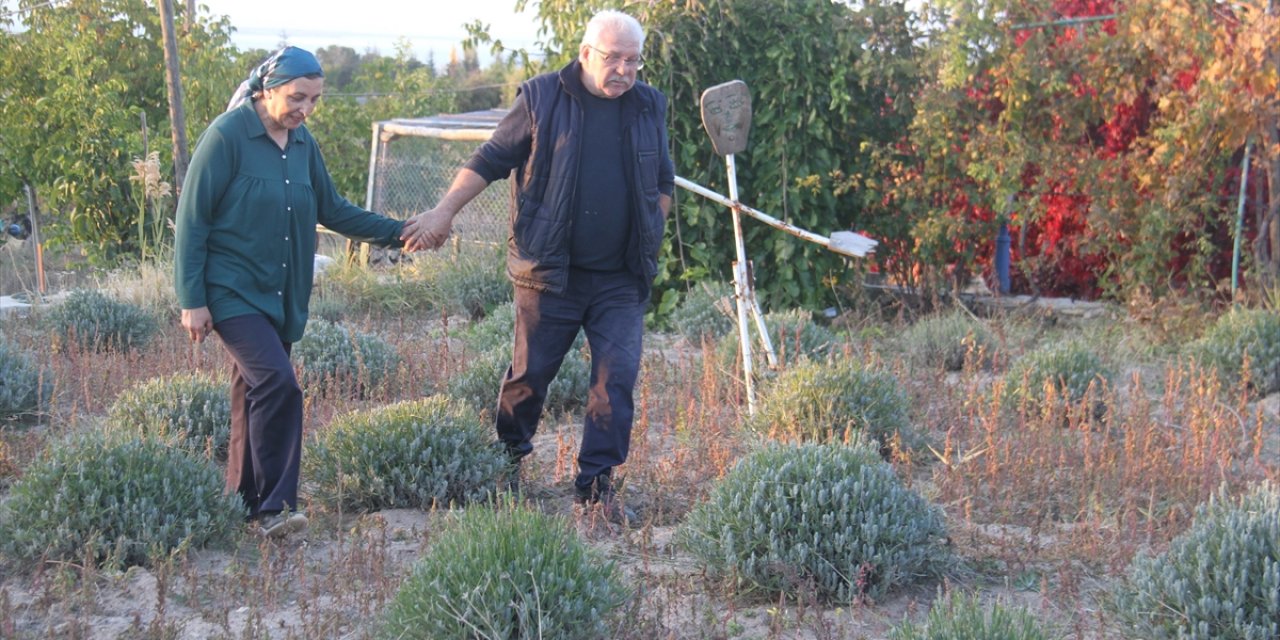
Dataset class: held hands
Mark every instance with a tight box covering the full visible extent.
[181,307,213,343]
[400,208,455,252]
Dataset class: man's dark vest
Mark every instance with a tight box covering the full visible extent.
[506,62,669,294]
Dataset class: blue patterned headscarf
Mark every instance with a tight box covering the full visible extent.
[226,46,324,111]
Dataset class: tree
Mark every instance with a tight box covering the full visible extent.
[175,11,241,156]
[316,45,361,91]
[0,0,238,263]
[448,47,511,113]
[881,0,1278,301]
[895,0,1118,298]
[1107,0,1280,288]
[306,43,457,203]
[0,0,161,260]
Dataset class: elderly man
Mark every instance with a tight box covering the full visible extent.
[404,9,673,522]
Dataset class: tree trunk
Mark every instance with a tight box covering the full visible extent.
[1255,151,1266,272]
[1265,106,1280,284]
[158,0,190,190]
[1266,0,1280,283]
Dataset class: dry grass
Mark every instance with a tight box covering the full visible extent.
[1,262,1277,639]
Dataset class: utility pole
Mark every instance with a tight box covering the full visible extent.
[158,0,190,189]
[23,182,45,294]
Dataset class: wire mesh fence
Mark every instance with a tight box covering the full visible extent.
[359,111,511,265]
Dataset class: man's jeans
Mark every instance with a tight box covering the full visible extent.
[495,268,647,492]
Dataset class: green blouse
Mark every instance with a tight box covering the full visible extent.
[175,102,402,343]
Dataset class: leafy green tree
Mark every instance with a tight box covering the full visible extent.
[175,12,243,149]
[303,95,374,204]
[447,47,510,113]
[315,45,362,91]
[0,0,159,260]
[0,0,238,263]
[306,43,456,204]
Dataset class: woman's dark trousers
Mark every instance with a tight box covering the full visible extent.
[216,314,304,518]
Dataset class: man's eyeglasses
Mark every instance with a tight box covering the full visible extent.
[588,45,645,70]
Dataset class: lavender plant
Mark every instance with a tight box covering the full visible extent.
[304,396,508,512]
[1115,482,1280,640]
[106,372,231,460]
[381,501,628,639]
[679,442,949,603]
[0,431,242,570]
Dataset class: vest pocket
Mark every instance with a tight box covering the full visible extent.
[636,150,660,197]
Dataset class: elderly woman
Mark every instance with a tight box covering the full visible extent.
[175,46,414,537]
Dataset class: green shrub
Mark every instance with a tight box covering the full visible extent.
[444,346,512,411]
[889,591,1049,640]
[99,259,179,319]
[293,318,399,395]
[44,289,158,353]
[0,339,49,421]
[1185,308,1280,396]
[749,359,912,448]
[455,300,517,352]
[670,280,735,344]
[304,396,508,512]
[315,257,435,316]
[381,502,629,639]
[105,372,231,460]
[679,442,949,602]
[307,294,347,323]
[765,309,840,363]
[445,345,591,416]
[428,249,511,320]
[716,308,839,374]
[445,302,590,415]
[1114,482,1280,640]
[900,309,995,372]
[1002,340,1112,408]
[0,432,243,570]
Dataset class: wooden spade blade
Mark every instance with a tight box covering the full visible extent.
[700,80,752,156]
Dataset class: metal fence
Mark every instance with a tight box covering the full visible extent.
[360,110,511,263]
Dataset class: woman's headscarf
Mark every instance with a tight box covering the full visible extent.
[226,46,324,112]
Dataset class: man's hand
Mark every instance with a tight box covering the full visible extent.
[181,307,214,343]
[401,208,456,252]
[401,168,489,252]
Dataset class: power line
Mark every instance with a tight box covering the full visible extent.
[0,0,68,21]
[324,80,521,98]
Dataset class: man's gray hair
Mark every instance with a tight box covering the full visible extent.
[581,9,645,48]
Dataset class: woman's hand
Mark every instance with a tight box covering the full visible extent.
[400,208,455,252]
[181,307,214,343]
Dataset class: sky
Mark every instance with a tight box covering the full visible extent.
[210,0,544,68]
